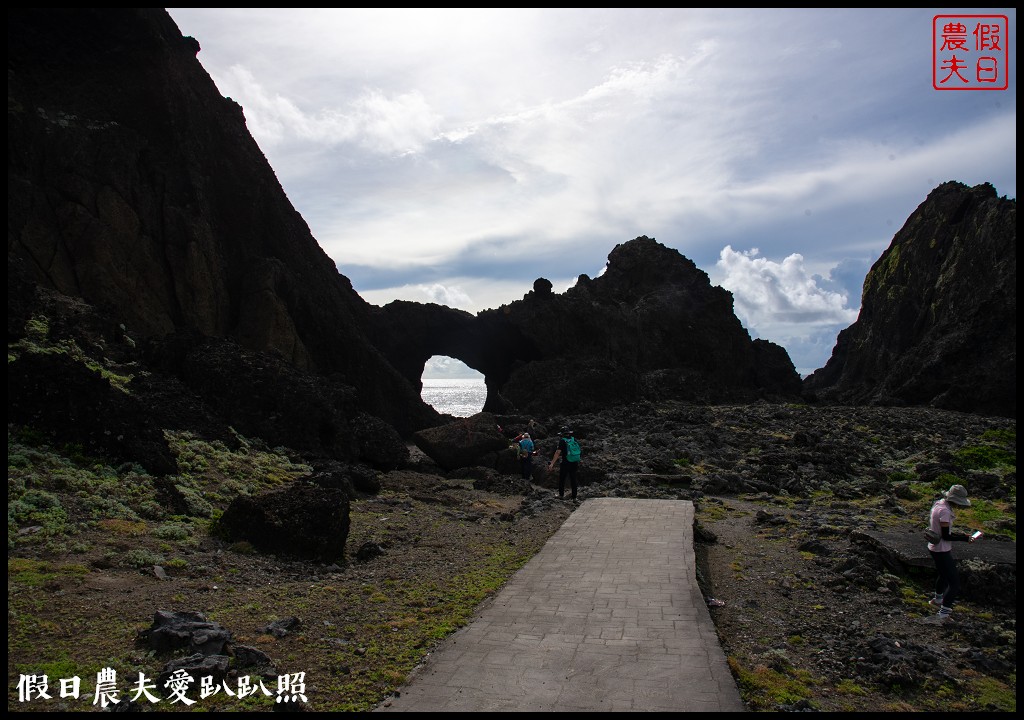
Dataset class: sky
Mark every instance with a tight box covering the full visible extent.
[167,8,1016,378]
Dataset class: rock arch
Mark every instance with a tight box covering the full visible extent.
[364,242,804,419]
[366,301,542,413]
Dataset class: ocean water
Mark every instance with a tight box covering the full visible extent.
[421,378,487,417]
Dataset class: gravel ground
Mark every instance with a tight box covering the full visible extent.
[8,404,1016,712]
[695,494,1016,712]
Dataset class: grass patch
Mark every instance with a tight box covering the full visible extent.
[696,503,727,523]
[314,543,540,711]
[228,540,257,555]
[954,446,1015,471]
[97,519,147,536]
[961,498,1007,525]
[980,428,1015,445]
[728,655,816,710]
[9,315,134,393]
[835,678,869,696]
[8,558,57,587]
[956,498,1017,541]
[121,548,165,568]
[165,430,311,511]
[966,675,1016,712]
[9,426,311,552]
[8,432,160,546]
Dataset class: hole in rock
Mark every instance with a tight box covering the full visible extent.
[420,356,486,418]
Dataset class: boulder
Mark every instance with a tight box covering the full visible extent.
[137,610,231,656]
[412,413,509,471]
[217,483,350,562]
[306,459,381,497]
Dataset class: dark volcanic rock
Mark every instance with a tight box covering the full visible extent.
[804,182,1016,418]
[137,610,231,656]
[7,352,178,475]
[373,237,803,416]
[147,334,409,470]
[7,8,435,436]
[217,483,350,562]
[306,459,382,497]
[262,617,302,638]
[412,413,509,471]
[853,634,946,689]
[7,291,408,475]
[503,238,803,412]
[232,644,277,675]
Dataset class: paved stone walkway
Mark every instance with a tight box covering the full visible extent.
[376,498,746,712]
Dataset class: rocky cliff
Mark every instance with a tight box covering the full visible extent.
[7,7,804,468]
[804,182,1016,418]
[9,7,1012,462]
[371,237,803,415]
[7,8,436,435]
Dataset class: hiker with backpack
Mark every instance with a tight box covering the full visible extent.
[547,426,581,501]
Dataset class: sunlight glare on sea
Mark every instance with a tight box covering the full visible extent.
[420,378,487,417]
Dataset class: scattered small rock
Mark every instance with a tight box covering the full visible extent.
[263,617,301,638]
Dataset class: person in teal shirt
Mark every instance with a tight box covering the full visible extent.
[514,431,535,481]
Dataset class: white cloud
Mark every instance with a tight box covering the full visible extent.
[195,9,1018,278]
[710,112,1018,226]
[715,246,864,375]
[167,7,1016,377]
[422,355,484,379]
[358,282,473,311]
[416,283,473,310]
[218,65,441,155]
[357,277,543,313]
[716,245,859,331]
[305,46,741,267]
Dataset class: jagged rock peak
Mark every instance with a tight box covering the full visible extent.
[372,235,802,416]
[804,180,1016,418]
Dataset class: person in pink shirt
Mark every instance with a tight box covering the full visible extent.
[924,484,979,624]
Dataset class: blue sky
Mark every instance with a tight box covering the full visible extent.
[167,8,1016,377]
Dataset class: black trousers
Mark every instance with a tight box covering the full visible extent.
[520,455,533,480]
[559,461,579,499]
[929,549,960,608]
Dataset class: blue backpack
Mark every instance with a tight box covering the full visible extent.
[564,437,581,462]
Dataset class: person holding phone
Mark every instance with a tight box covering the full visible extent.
[924,484,979,624]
